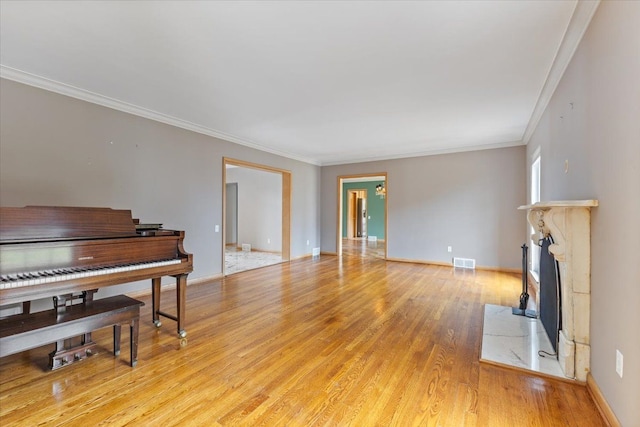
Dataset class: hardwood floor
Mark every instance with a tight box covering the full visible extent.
[341,238,385,259]
[0,256,604,426]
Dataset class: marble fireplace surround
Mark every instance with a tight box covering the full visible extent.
[518,200,598,382]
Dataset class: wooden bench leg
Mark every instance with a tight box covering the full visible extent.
[130,317,139,367]
[113,324,121,356]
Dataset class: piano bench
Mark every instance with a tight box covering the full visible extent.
[0,295,144,369]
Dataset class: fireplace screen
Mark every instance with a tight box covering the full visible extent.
[539,236,562,354]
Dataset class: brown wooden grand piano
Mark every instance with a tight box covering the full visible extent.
[0,206,193,339]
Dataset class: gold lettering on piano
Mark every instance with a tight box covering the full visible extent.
[78,256,94,261]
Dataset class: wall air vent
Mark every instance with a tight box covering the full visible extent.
[241,243,251,252]
[453,257,476,269]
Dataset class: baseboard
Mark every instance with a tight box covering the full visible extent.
[188,274,224,285]
[290,253,314,261]
[475,265,520,274]
[250,249,283,255]
[321,251,338,256]
[385,257,519,274]
[586,373,621,427]
[385,257,451,267]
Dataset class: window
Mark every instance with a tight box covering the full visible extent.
[530,150,541,279]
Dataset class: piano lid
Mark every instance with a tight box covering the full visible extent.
[0,206,139,243]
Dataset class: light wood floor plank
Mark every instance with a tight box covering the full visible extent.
[0,255,605,426]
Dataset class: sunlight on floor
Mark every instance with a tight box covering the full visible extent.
[225,247,283,274]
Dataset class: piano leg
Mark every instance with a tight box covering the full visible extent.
[176,274,187,339]
[152,277,162,328]
[151,275,187,340]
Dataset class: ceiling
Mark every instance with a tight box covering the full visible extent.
[0,1,593,166]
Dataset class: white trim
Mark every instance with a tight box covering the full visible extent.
[322,140,524,166]
[342,176,385,183]
[522,0,600,144]
[0,65,321,166]
[530,145,541,161]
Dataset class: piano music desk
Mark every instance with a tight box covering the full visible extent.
[0,295,144,369]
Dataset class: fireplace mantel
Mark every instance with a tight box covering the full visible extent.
[518,200,598,381]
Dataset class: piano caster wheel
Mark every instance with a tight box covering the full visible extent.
[178,330,187,339]
[154,320,162,328]
[180,338,188,347]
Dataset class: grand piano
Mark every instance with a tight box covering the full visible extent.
[0,206,193,339]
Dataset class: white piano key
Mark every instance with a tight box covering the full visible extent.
[1,259,182,290]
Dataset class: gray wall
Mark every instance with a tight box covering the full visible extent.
[322,146,527,269]
[226,166,282,252]
[0,78,321,298]
[526,2,640,424]
[225,183,238,245]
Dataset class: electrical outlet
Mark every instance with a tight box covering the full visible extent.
[267,238,270,244]
[616,349,623,378]
[306,240,310,245]
[214,225,219,233]
[447,246,452,253]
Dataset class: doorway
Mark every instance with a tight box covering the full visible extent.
[223,158,291,275]
[347,189,367,239]
[337,174,387,259]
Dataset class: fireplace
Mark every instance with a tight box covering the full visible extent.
[519,200,598,381]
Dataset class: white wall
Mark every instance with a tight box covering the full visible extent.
[526,1,640,424]
[321,145,527,269]
[226,166,282,252]
[0,79,321,297]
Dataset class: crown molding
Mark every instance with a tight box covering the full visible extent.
[0,65,321,166]
[522,0,600,144]
[321,139,525,166]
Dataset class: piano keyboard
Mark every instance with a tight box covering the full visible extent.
[0,259,182,290]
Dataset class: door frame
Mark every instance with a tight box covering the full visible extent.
[337,173,387,258]
[223,157,292,275]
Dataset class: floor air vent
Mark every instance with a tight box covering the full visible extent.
[453,257,476,269]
